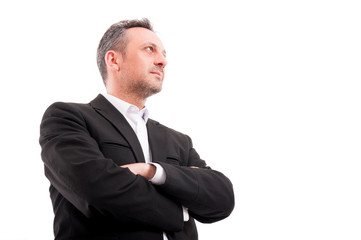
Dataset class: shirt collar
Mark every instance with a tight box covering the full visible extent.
[102,93,149,122]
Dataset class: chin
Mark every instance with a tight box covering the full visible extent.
[150,81,163,93]
[151,86,162,95]
[142,85,162,98]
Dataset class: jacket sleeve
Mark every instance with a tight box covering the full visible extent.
[39,102,183,232]
[155,137,235,223]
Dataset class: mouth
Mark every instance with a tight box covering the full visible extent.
[150,71,162,77]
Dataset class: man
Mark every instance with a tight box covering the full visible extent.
[39,18,234,240]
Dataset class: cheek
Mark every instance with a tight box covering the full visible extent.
[127,56,152,76]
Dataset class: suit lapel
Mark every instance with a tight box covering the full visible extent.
[90,94,146,163]
[147,119,168,164]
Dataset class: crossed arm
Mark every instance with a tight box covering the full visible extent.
[120,163,158,180]
[121,163,199,180]
[121,154,234,223]
[40,102,234,232]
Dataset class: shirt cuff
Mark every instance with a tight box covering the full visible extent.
[149,163,166,185]
[182,206,189,222]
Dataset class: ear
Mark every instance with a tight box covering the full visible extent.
[105,50,123,72]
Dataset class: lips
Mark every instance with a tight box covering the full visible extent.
[151,71,162,76]
[150,68,164,78]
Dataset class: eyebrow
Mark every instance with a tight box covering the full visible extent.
[144,42,167,57]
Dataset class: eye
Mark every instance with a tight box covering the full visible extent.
[145,46,154,52]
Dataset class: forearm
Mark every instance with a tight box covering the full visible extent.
[42,141,184,231]
[155,162,234,223]
[120,162,157,180]
[121,162,190,222]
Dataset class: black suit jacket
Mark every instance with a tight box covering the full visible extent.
[39,94,234,240]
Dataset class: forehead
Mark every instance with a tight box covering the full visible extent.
[125,27,165,50]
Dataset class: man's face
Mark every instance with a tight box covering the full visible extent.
[119,27,167,99]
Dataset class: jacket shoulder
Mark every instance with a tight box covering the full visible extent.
[42,101,94,119]
[44,101,91,112]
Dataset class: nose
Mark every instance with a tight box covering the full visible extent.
[154,53,167,68]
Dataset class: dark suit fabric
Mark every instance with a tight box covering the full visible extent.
[39,94,234,240]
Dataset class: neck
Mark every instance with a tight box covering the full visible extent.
[107,90,146,110]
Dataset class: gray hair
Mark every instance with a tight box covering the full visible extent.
[96,18,154,85]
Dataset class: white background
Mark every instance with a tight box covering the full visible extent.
[0,0,360,239]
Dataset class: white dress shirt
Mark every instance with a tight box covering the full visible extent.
[102,93,188,239]
[102,93,165,184]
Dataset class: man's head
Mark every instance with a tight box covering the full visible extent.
[97,19,167,101]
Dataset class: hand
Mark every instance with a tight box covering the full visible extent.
[120,163,156,180]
